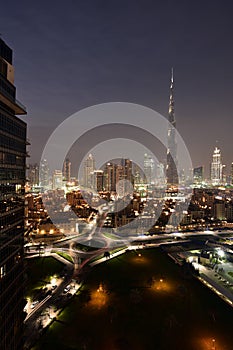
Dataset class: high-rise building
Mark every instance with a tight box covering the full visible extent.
[133,163,143,185]
[63,158,71,182]
[210,147,223,185]
[193,166,203,184]
[91,170,104,191]
[166,68,178,188]
[156,162,165,186]
[39,158,50,190]
[143,153,155,185]
[103,159,133,193]
[116,159,133,196]
[28,163,39,186]
[0,38,27,350]
[83,154,95,188]
[52,169,63,189]
[104,162,117,191]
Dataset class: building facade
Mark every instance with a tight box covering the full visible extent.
[83,154,95,188]
[143,153,155,185]
[193,166,203,185]
[63,158,71,182]
[52,169,63,190]
[0,38,27,350]
[210,147,223,185]
[39,158,50,190]
[166,68,178,188]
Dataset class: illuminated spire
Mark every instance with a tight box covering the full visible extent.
[166,68,178,187]
[168,67,176,127]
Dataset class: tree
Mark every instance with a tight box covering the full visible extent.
[104,251,110,259]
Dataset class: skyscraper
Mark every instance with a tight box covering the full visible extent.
[52,169,63,189]
[143,153,155,185]
[116,159,133,196]
[83,154,95,188]
[0,38,27,349]
[193,166,204,185]
[28,163,39,186]
[91,170,104,192]
[104,162,117,191]
[63,158,71,182]
[166,68,178,188]
[39,158,50,190]
[211,147,223,185]
[103,159,133,193]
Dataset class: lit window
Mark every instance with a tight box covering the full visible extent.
[0,265,6,278]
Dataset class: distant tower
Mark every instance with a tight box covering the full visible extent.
[143,153,155,185]
[104,162,117,191]
[166,68,178,188]
[83,154,95,187]
[91,170,104,191]
[63,158,71,182]
[193,166,204,185]
[52,169,63,189]
[211,147,223,185]
[40,159,50,189]
[28,163,39,186]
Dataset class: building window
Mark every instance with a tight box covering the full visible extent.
[0,264,6,278]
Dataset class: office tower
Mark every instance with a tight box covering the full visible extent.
[52,170,63,189]
[39,158,50,190]
[193,166,203,184]
[214,200,225,220]
[103,159,133,193]
[210,147,223,185]
[143,153,155,185]
[156,162,165,186]
[104,162,117,191]
[122,158,133,184]
[166,68,178,188]
[91,170,104,192]
[63,158,71,182]
[115,162,130,196]
[28,163,39,186]
[83,154,95,188]
[0,38,27,350]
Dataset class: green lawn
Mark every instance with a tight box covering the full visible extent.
[32,248,233,350]
[25,257,64,299]
[55,251,74,263]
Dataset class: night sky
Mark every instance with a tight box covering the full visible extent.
[1,0,233,176]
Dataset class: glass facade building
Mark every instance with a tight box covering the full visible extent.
[0,38,27,350]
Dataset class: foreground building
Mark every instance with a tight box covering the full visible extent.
[0,38,27,349]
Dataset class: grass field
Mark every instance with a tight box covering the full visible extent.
[55,251,74,263]
[25,256,64,299]
[32,248,233,350]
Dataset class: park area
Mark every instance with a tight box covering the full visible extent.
[32,248,233,350]
[25,256,64,299]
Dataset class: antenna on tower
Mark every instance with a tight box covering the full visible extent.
[171,67,174,82]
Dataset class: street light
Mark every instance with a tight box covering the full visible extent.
[217,249,224,258]
[212,338,216,350]
[51,277,57,286]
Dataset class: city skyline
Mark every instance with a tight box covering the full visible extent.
[1,0,233,171]
[2,4,233,350]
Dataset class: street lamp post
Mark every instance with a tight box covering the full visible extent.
[212,338,216,350]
